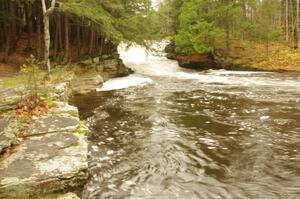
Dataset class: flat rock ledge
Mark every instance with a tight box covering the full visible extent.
[0,102,88,198]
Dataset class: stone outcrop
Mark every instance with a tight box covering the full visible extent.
[99,57,133,79]
[165,42,289,72]
[175,53,219,70]
[164,42,219,70]
[80,53,133,79]
[0,102,88,198]
[70,74,104,96]
[71,53,133,95]
[165,42,177,60]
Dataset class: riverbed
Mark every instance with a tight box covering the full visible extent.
[71,46,300,199]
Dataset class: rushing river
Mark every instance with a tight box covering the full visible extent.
[72,46,300,199]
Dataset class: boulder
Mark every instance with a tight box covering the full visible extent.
[101,58,133,79]
[71,74,103,95]
[165,42,175,54]
[165,42,177,60]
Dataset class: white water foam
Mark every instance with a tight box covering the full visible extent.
[97,75,153,92]
[97,44,300,92]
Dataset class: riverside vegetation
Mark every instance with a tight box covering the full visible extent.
[159,0,300,71]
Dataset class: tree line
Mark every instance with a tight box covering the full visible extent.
[158,0,300,56]
[0,0,160,72]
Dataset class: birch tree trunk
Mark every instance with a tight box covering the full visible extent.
[41,0,56,73]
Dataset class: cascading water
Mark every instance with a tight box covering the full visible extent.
[72,45,300,199]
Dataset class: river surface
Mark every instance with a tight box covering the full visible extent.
[72,46,300,199]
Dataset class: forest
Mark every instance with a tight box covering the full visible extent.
[154,0,300,71]
[0,0,159,72]
[160,0,300,55]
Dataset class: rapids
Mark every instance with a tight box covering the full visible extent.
[71,45,300,199]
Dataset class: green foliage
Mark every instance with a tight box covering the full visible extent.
[256,0,283,43]
[59,0,123,42]
[175,20,218,54]
[164,0,285,56]
[60,0,161,46]
[174,0,219,54]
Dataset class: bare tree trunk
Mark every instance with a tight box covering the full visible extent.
[53,14,59,60]
[297,0,300,51]
[41,0,56,73]
[286,0,289,42]
[58,14,63,51]
[77,26,81,56]
[4,25,11,60]
[63,15,69,63]
[291,0,295,47]
[89,29,94,55]
[36,1,42,59]
[25,3,33,50]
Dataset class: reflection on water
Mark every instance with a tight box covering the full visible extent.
[71,46,300,199]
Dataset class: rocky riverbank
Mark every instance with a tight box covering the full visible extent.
[0,102,88,198]
[165,41,300,72]
[0,54,132,198]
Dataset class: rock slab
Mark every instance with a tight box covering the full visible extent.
[0,131,87,198]
[0,104,88,198]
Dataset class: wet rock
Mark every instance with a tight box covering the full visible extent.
[71,74,103,95]
[27,115,79,136]
[0,131,87,198]
[165,42,175,54]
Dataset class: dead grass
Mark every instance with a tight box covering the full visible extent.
[1,75,27,88]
